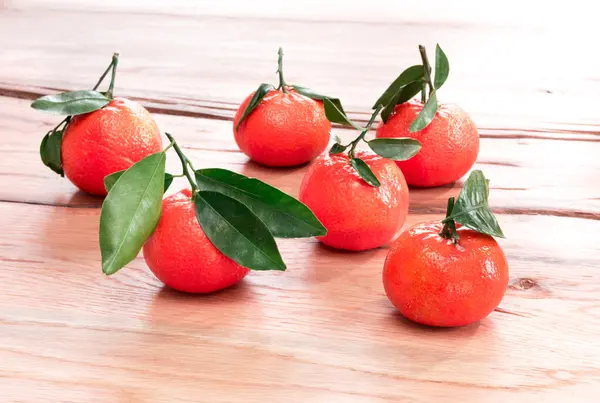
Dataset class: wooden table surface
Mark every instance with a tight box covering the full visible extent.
[2,1,600,402]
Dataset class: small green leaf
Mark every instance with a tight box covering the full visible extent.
[194,191,286,271]
[329,142,347,154]
[381,81,423,123]
[105,170,174,193]
[100,152,166,275]
[323,98,364,131]
[445,170,505,238]
[31,90,110,116]
[40,129,64,176]
[333,135,342,144]
[291,85,344,110]
[372,65,424,109]
[434,44,450,90]
[409,90,438,133]
[367,138,421,161]
[163,173,174,192]
[195,168,326,238]
[235,83,274,131]
[350,157,381,187]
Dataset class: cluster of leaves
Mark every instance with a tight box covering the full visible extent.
[31,54,120,176]
[323,99,421,187]
[440,170,505,242]
[100,134,326,275]
[373,44,449,132]
[235,47,344,132]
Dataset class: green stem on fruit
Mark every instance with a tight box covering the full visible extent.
[418,45,434,103]
[106,53,120,99]
[165,133,198,192]
[348,105,383,158]
[276,47,288,93]
[439,197,459,243]
[93,52,119,92]
[53,116,71,132]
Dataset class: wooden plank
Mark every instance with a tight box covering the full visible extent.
[1,201,600,402]
[2,96,599,218]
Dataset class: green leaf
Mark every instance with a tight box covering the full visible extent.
[329,142,347,154]
[350,157,381,187]
[31,90,110,116]
[445,170,505,238]
[372,65,424,109]
[235,83,274,131]
[104,170,174,193]
[291,85,345,111]
[434,44,450,90]
[409,90,438,133]
[195,168,326,238]
[100,152,166,275]
[381,81,423,123]
[194,191,286,271]
[323,98,365,131]
[367,138,421,161]
[40,129,64,176]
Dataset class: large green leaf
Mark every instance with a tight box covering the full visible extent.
[409,90,438,132]
[323,98,365,131]
[194,191,286,271]
[434,44,450,90]
[367,138,421,161]
[372,65,424,109]
[40,129,64,176]
[31,90,110,116]
[350,157,381,187]
[195,168,326,238]
[100,152,166,275]
[445,170,505,238]
[235,83,274,131]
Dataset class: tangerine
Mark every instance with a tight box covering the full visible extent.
[383,221,509,327]
[299,150,409,251]
[143,189,250,293]
[233,88,330,167]
[61,98,162,196]
[375,99,479,188]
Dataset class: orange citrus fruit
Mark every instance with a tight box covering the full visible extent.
[383,221,509,327]
[61,98,162,196]
[143,189,250,293]
[375,99,479,187]
[233,88,331,167]
[299,150,409,251]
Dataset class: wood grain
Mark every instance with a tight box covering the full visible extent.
[1,1,600,402]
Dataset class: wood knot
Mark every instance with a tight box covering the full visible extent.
[508,278,551,298]
[515,278,537,290]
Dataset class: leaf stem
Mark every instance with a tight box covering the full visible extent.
[53,116,71,132]
[93,52,119,92]
[418,45,434,102]
[348,105,383,158]
[106,53,120,99]
[276,47,288,93]
[165,133,198,192]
